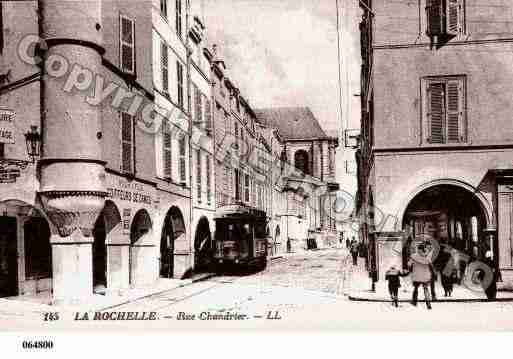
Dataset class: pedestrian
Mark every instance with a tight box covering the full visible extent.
[483,252,498,300]
[408,242,434,310]
[430,265,437,301]
[385,265,407,307]
[350,239,359,266]
[346,238,350,249]
[441,268,457,297]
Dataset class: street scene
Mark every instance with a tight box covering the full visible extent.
[1,248,513,331]
[1,0,513,344]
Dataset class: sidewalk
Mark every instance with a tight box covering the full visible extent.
[346,257,513,303]
[0,278,197,315]
[270,246,345,261]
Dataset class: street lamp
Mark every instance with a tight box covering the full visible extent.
[24,125,41,163]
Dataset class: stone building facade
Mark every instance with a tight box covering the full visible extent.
[255,107,339,253]
[0,0,340,303]
[356,0,513,289]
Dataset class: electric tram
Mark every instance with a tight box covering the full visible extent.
[214,204,268,271]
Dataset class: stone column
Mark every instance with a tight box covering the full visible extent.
[38,0,106,305]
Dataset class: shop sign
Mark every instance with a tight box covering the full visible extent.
[0,109,15,144]
[106,177,155,206]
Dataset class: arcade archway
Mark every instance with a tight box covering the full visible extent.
[129,209,153,285]
[0,200,51,298]
[160,206,186,278]
[194,217,212,273]
[402,184,490,265]
[92,200,121,289]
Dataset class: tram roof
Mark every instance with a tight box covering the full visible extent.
[214,204,267,220]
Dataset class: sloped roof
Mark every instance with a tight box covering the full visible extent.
[254,107,328,140]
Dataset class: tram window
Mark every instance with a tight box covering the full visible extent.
[255,222,267,237]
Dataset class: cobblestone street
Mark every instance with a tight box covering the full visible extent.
[2,248,513,331]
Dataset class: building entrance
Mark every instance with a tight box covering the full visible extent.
[0,217,18,297]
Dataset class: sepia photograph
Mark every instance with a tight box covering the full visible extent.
[0,0,513,355]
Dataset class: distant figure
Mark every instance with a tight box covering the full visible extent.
[441,269,457,297]
[350,239,359,266]
[346,238,350,249]
[385,266,407,307]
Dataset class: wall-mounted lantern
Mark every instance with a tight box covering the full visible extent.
[24,125,41,163]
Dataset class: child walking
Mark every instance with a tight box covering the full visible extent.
[385,265,406,307]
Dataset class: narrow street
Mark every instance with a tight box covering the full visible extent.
[3,248,513,331]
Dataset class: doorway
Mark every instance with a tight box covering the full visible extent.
[92,215,107,288]
[0,216,18,297]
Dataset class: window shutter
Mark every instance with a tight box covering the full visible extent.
[446,0,461,36]
[196,149,202,201]
[163,121,172,178]
[446,79,464,143]
[161,41,169,93]
[205,98,212,133]
[120,16,135,74]
[160,0,167,18]
[244,174,250,202]
[206,155,211,204]
[121,112,133,173]
[428,82,445,144]
[175,0,182,37]
[179,135,187,183]
[176,62,184,108]
[195,86,202,125]
[426,0,443,36]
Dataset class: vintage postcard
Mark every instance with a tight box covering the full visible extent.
[1,0,513,351]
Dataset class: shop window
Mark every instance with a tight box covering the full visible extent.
[120,14,135,75]
[423,76,466,144]
[24,217,51,279]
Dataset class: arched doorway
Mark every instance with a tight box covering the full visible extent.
[0,216,18,297]
[93,200,121,289]
[194,217,212,273]
[0,200,51,298]
[294,150,310,175]
[402,184,489,269]
[129,209,152,285]
[160,206,186,278]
